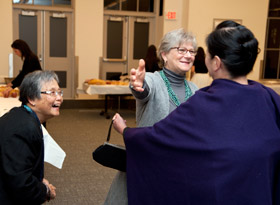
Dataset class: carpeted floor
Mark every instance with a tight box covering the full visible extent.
[44,108,136,205]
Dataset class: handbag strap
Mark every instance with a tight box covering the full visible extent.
[106,120,114,142]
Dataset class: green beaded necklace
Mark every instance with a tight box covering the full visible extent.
[160,70,193,107]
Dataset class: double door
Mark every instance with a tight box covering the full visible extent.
[101,15,155,80]
[13,8,74,98]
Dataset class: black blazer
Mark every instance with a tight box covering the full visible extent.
[0,106,47,204]
[12,56,42,89]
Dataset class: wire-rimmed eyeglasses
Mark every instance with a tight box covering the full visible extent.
[171,47,197,56]
[40,90,63,97]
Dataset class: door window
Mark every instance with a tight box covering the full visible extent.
[104,0,154,12]
[133,21,149,59]
[13,0,32,4]
[13,0,72,7]
[50,16,67,57]
[19,14,38,55]
[122,0,137,11]
[263,0,280,79]
[107,20,123,59]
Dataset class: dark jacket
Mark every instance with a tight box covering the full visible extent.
[0,106,47,205]
[12,56,42,88]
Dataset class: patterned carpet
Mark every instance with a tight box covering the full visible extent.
[44,108,136,205]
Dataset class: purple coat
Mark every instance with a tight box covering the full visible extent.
[124,79,280,205]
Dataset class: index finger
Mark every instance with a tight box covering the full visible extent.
[138,59,146,72]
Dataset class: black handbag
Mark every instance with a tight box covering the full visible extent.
[92,120,126,172]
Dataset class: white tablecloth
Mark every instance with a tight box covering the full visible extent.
[83,82,280,95]
[260,82,280,95]
[0,97,21,117]
[266,84,280,95]
[83,83,131,95]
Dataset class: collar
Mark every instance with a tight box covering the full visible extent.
[163,67,186,85]
[23,104,41,126]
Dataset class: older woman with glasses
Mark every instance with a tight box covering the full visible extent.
[0,70,63,204]
[130,28,198,127]
[105,28,199,205]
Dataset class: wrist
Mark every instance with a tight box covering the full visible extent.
[44,183,51,201]
[123,127,129,135]
[129,84,134,90]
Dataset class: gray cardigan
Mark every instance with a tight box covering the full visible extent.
[131,71,198,127]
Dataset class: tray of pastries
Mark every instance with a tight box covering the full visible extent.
[85,79,129,86]
[0,86,19,98]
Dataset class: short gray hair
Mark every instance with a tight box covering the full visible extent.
[19,70,59,104]
[158,28,197,65]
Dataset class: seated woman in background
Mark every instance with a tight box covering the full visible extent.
[144,44,161,72]
[191,46,213,88]
[111,21,280,204]
[104,28,199,205]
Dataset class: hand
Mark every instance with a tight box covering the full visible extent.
[43,178,56,201]
[49,184,56,200]
[112,113,127,135]
[43,178,49,185]
[6,83,13,87]
[3,87,12,98]
[130,59,146,92]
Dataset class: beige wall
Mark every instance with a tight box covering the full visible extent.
[75,0,103,89]
[163,0,187,33]
[0,1,13,77]
[187,0,269,80]
[162,0,268,80]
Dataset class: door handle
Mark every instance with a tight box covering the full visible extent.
[39,54,42,62]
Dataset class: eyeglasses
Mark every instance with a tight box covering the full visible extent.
[171,47,197,56]
[41,90,63,97]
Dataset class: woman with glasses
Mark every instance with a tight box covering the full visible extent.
[111,21,280,204]
[130,28,198,127]
[105,28,199,205]
[0,70,63,204]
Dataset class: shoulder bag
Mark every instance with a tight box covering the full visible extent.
[92,120,126,172]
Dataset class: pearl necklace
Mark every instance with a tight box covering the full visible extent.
[160,70,193,107]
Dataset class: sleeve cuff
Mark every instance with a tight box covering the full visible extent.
[44,183,51,201]
[123,127,130,138]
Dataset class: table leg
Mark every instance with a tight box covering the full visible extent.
[118,96,121,113]
[100,95,110,119]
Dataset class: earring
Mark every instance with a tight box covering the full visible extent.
[32,103,36,106]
